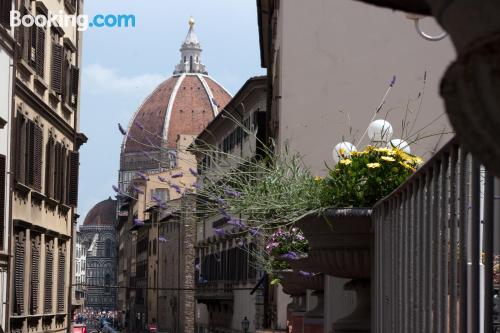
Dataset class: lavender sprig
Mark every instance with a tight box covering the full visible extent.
[118,123,127,135]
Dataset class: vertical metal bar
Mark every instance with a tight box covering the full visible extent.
[449,145,459,332]
[396,194,402,333]
[402,190,408,333]
[483,170,494,331]
[411,183,417,333]
[432,163,442,332]
[390,197,395,333]
[440,152,449,333]
[406,186,413,333]
[397,194,405,332]
[470,157,481,333]
[459,149,469,333]
[425,169,433,332]
[418,175,425,333]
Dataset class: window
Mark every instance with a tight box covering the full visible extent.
[44,239,54,313]
[105,274,111,293]
[57,243,66,312]
[30,234,41,314]
[14,230,26,315]
[105,239,111,257]
[51,30,63,94]
[0,0,11,28]
[15,113,43,191]
[62,48,79,107]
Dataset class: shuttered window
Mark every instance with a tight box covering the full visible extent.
[0,154,5,249]
[14,230,26,315]
[44,240,54,313]
[30,234,41,314]
[62,50,80,107]
[67,151,79,206]
[35,26,45,77]
[15,115,43,191]
[44,136,55,198]
[57,243,66,313]
[0,0,11,28]
[51,43,63,94]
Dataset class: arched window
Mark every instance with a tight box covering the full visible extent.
[105,239,112,257]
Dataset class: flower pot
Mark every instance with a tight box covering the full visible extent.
[296,208,373,333]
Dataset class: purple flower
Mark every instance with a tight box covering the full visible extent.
[134,219,145,226]
[118,123,127,135]
[265,242,279,251]
[249,228,259,236]
[135,120,144,130]
[389,75,397,87]
[132,185,144,194]
[112,185,120,193]
[158,176,168,183]
[170,184,181,194]
[172,172,183,178]
[159,236,167,242]
[135,171,149,181]
[214,228,226,237]
[299,271,314,277]
[189,168,198,176]
[224,188,241,197]
[219,208,231,219]
[281,251,300,260]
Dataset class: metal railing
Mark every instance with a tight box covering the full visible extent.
[373,137,498,332]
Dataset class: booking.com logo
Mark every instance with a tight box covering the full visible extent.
[10,10,136,31]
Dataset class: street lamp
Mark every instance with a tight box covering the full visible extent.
[387,138,411,154]
[367,119,393,145]
[241,316,250,333]
[332,142,357,163]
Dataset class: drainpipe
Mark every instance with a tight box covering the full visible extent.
[6,5,18,331]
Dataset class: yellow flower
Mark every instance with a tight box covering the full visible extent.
[338,148,346,156]
[340,159,352,165]
[413,156,424,165]
[381,156,395,162]
[314,176,322,182]
[376,147,390,153]
[367,162,381,168]
[399,161,416,172]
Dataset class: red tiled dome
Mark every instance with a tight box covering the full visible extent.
[83,198,117,226]
[123,74,232,153]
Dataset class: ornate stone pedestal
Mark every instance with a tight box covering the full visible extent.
[296,209,373,333]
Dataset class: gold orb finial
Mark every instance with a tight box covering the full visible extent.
[189,17,195,28]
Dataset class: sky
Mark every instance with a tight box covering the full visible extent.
[78,0,265,221]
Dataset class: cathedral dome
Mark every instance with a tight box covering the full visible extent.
[122,19,232,154]
[83,197,117,226]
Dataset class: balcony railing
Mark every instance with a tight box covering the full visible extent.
[373,137,498,332]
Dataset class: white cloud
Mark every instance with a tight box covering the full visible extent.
[83,64,165,95]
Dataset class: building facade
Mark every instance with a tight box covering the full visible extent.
[72,229,85,312]
[256,0,455,330]
[0,0,14,331]
[80,198,118,311]
[7,0,86,331]
[115,18,231,333]
[192,76,283,332]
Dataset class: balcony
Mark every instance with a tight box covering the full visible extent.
[372,137,500,332]
[195,281,234,302]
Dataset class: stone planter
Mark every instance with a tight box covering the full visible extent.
[296,208,373,333]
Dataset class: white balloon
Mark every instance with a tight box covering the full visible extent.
[388,139,411,154]
[368,119,394,143]
[333,142,357,163]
